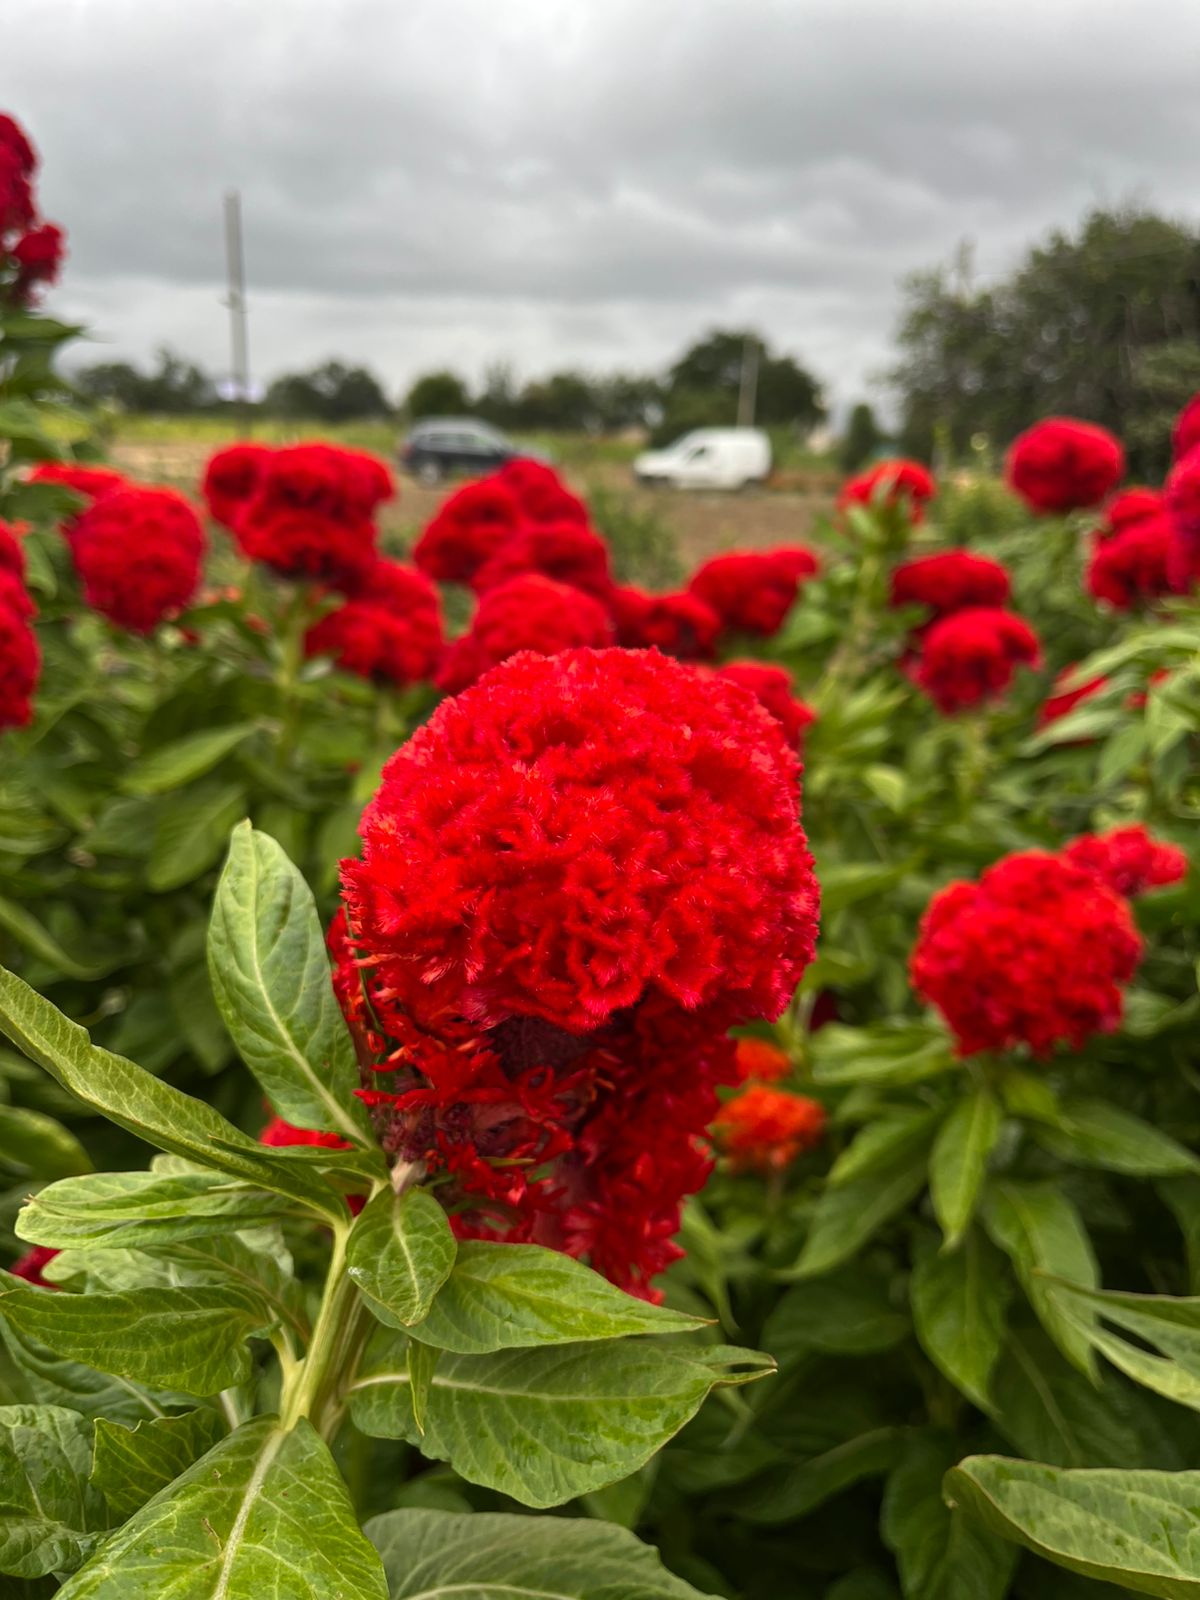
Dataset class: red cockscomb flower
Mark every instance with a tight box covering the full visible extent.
[413,479,523,583]
[1005,418,1124,514]
[609,586,722,660]
[1173,394,1200,463]
[336,647,819,1294]
[716,661,816,751]
[0,114,36,176]
[1086,517,1185,610]
[1064,825,1189,899]
[0,571,35,620]
[911,850,1142,1057]
[69,485,206,634]
[10,222,64,300]
[437,574,613,694]
[0,148,34,236]
[472,519,613,600]
[248,442,387,522]
[1102,488,1164,538]
[913,606,1041,714]
[260,1116,352,1150]
[0,519,26,583]
[1164,447,1200,588]
[0,599,39,729]
[688,546,819,637]
[839,459,936,521]
[305,594,443,687]
[8,1245,58,1287]
[1036,666,1108,730]
[499,459,589,525]
[889,551,1011,622]
[238,507,377,589]
[29,461,126,502]
[202,442,273,529]
[712,1086,826,1173]
[733,1036,792,1084]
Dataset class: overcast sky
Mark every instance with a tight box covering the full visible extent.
[9,0,1200,413]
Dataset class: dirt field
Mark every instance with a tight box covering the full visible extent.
[109,438,837,569]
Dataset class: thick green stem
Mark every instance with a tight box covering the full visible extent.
[278,1220,372,1441]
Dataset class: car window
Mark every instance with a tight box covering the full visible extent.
[683,445,710,461]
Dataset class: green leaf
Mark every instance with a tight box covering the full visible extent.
[90,1410,225,1522]
[929,1088,1003,1249]
[810,1022,955,1088]
[761,1265,908,1369]
[56,1417,388,1600]
[349,1330,772,1508]
[0,965,345,1220]
[792,1139,932,1279]
[0,896,118,981]
[406,1339,438,1436]
[1158,1177,1200,1293]
[347,1187,456,1328]
[820,862,911,917]
[0,1317,187,1426]
[882,1434,1017,1600]
[947,1455,1200,1597]
[737,1427,906,1525]
[122,724,256,796]
[910,1229,1011,1411]
[1098,722,1148,787]
[147,781,247,892]
[828,1108,941,1187]
[0,1405,105,1579]
[407,1240,706,1355]
[982,1181,1098,1378]
[0,1105,92,1181]
[366,1507,716,1599]
[1043,1280,1200,1413]
[1033,1097,1199,1178]
[15,1170,292,1250]
[207,822,369,1143]
[0,1280,269,1396]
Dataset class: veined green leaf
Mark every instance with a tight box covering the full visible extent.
[407,1240,706,1354]
[792,1139,933,1279]
[828,1107,941,1188]
[737,1427,906,1525]
[122,724,256,796]
[207,823,369,1143]
[1033,1097,1199,1177]
[761,1265,908,1369]
[1044,1279,1200,1413]
[347,1187,456,1329]
[349,1330,772,1508]
[90,1409,225,1522]
[15,1170,292,1250]
[147,780,247,892]
[982,1181,1098,1378]
[57,1418,388,1599]
[0,1404,106,1579]
[929,1088,1003,1249]
[811,1022,955,1088]
[0,1104,92,1180]
[0,896,118,981]
[883,1434,1017,1600]
[910,1229,1011,1412]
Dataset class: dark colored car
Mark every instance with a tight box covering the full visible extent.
[398,418,542,484]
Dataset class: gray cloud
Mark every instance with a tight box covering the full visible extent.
[8,0,1200,408]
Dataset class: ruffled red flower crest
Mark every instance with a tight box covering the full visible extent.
[1005,417,1124,514]
[1064,825,1188,898]
[913,606,1041,714]
[687,546,818,637]
[438,575,613,693]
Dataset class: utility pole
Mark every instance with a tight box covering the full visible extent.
[737,334,759,427]
[223,190,250,436]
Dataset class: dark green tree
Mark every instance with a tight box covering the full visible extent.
[264,360,389,422]
[667,329,825,431]
[405,370,472,419]
[839,402,886,472]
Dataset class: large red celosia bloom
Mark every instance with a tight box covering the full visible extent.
[0,114,36,176]
[1086,517,1186,610]
[202,442,273,529]
[715,661,816,751]
[305,590,443,687]
[911,850,1142,1058]
[609,586,722,660]
[412,480,523,582]
[471,519,613,600]
[1064,825,1188,899]
[1036,666,1108,730]
[0,592,39,730]
[1101,488,1164,538]
[238,506,377,589]
[335,648,819,1294]
[913,606,1041,714]
[1173,394,1200,462]
[839,459,936,520]
[688,546,819,636]
[29,461,126,501]
[437,574,613,694]
[889,551,1011,621]
[712,1085,826,1173]
[69,485,206,634]
[498,459,589,525]
[1164,447,1200,587]
[1005,417,1125,514]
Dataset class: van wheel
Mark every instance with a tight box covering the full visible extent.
[416,460,443,487]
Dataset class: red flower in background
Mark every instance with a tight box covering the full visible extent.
[437,574,613,693]
[1064,825,1188,899]
[712,1086,826,1173]
[716,661,816,751]
[29,461,126,502]
[1172,394,1200,462]
[305,589,443,687]
[0,571,35,620]
[1086,517,1186,610]
[10,222,64,300]
[260,1117,352,1150]
[413,479,522,582]
[1101,488,1164,538]
[0,114,36,175]
[233,444,389,587]
[202,442,273,529]
[0,597,39,729]
[0,147,34,235]
[1036,666,1108,730]
[839,459,936,520]
[498,459,589,525]
[609,586,722,659]
[1005,417,1124,514]
[238,507,377,589]
[69,485,206,634]
[472,520,613,600]
[1164,447,1200,588]
[336,648,818,1295]
[911,850,1142,1057]
[913,606,1041,714]
[733,1036,792,1084]
[889,551,1011,622]
[688,546,819,636]
[8,1245,59,1287]
[0,519,26,583]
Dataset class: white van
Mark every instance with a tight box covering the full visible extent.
[633,428,772,491]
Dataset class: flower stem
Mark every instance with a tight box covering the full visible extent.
[278,1219,372,1441]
